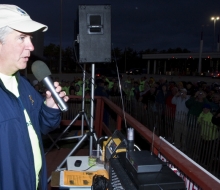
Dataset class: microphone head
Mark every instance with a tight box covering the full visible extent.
[31,60,51,81]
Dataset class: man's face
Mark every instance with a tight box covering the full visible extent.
[0,30,34,75]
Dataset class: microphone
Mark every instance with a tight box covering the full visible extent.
[127,128,134,151]
[31,60,68,112]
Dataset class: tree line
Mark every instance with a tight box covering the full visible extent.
[43,43,191,73]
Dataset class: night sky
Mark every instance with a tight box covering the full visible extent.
[2,0,220,52]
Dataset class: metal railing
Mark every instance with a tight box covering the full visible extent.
[57,95,220,189]
[109,96,220,179]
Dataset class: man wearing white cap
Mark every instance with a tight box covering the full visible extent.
[0,5,69,190]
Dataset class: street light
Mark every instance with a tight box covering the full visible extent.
[211,16,219,51]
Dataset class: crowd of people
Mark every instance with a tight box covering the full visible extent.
[40,74,220,156]
[31,73,220,166]
[32,74,220,121]
[32,74,220,129]
[125,76,219,153]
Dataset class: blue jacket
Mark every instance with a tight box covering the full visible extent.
[0,72,61,190]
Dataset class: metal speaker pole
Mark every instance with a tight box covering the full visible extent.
[89,63,96,155]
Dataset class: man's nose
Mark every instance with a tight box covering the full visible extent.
[26,38,34,51]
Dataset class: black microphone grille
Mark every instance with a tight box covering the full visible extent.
[31,60,51,82]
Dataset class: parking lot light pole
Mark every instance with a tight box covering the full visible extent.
[211,16,219,51]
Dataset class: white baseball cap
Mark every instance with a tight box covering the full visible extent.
[0,4,48,32]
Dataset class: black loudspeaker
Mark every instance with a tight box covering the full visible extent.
[78,5,111,63]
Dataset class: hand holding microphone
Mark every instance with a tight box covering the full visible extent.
[45,81,68,109]
[31,60,69,111]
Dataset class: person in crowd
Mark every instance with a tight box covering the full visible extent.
[95,78,109,98]
[84,79,90,92]
[154,83,170,136]
[194,81,202,92]
[164,86,178,139]
[154,81,160,89]
[0,4,69,190]
[177,81,184,90]
[69,80,76,95]
[123,76,133,99]
[139,76,147,92]
[131,81,140,101]
[186,81,195,96]
[201,81,210,94]
[185,90,209,153]
[95,78,109,126]
[171,88,190,150]
[61,80,69,95]
[155,83,170,111]
[148,77,155,86]
[158,76,167,91]
[211,106,220,160]
[211,83,220,93]
[104,76,115,89]
[140,80,150,96]
[62,80,70,95]
[206,89,215,102]
[198,104,219,165]
[124,76,132,86]
[85,89,91,97]
[168,81,176,91]
[75,83,82,96]
[185,90,209,117]
[104,81,110,96]
[109,81,121,96]
[214,85,220,93]
[212,107,220,127]
[211,107,220,162]
[76,77,83,87]
[166,86,178,114]
[139,84,157,109]
[209,93,220,115]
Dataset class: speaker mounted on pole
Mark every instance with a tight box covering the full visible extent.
[78,5,111,63]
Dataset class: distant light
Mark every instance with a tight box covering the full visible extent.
[211,16,219,20]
